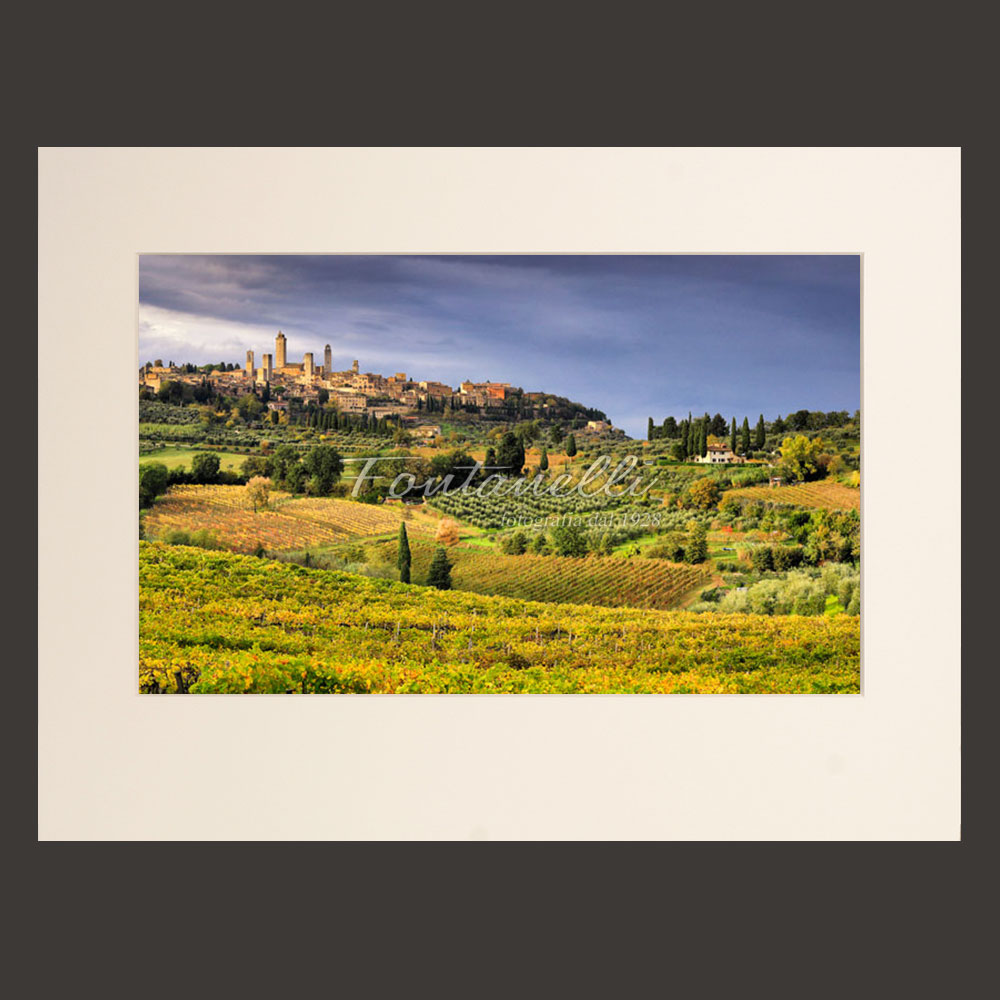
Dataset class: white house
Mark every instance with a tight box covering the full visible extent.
[696,442,744,464]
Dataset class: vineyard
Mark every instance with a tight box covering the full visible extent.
[724,481,861,511]
[139,543,861,694]
[374,538,711,610]
[428,487,655,530]
[143,485,406,552]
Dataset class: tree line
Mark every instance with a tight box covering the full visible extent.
[646,412,766,459]
[647,409,855,445]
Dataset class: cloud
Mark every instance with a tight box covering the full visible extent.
[138,254,860,437]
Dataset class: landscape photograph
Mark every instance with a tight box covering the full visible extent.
[138,253,861,694]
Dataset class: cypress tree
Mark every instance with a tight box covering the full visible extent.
[539,447,548,471]
[647,417,655,441]
[699,421,708,457]
[397,522,411,584]
[741,417,751,454]
[755,414,765,450]
[565,433,577,457]
[730,417,737,454]
[427,547,452,590]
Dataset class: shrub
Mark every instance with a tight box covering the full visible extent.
[435,518,460,546]
[531,533,550,555]
[500,531,529,555]
[771,545,803,570]
[751,546,774,571]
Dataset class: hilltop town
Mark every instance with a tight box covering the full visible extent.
[140,329,612,433]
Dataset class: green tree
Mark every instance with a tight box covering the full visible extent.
[241,455,274,479]
[755,414,766,450]
[191,452,221,484]
[429,450,477,491]
[550,523,588,556]
[549,424,564,446]
[780,435,827,482]
[139,462,169,508]
[686,478,721,510]
[647,417,655,441]
[496,431,526,475]
[730,417,737,454]
[538,447,548,471]
[564,433,577,457]
[516,420,541,445]
[663,416,678,438]
[237,394,264,421]
[710,413,727,437]
[427,547,452,590]
[302,445,343,495]
[740,417,751,455]
[271,445,300,487]
[684,523,708,563]
[397,522,411,584]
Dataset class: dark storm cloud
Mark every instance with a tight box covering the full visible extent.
[139,254,860,437]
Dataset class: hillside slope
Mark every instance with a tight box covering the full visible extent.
[140,543,860,694]
[372,538,711,610]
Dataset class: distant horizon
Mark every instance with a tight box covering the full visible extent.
[140,254,861,438]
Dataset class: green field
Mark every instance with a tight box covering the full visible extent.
[139,447,247,471]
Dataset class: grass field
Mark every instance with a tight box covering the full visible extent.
[139,447,247,471]
[139,543,861,694]
[724,480,860,511]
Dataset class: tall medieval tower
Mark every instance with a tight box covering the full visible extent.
[275,331,287,369]
[324,344,332,372]
[246,350,254,377]
[304,352,314,378]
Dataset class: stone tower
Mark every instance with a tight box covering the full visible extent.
[304,352,314,378]
[262,353,272,381]
[246,350,254,378]
[275,331,287,369]
[352,359,359,374]
[324,344,332,372]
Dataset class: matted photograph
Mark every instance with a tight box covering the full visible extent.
[138,253,861,694]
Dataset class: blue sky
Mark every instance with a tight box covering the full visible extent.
[139,254,860,439]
